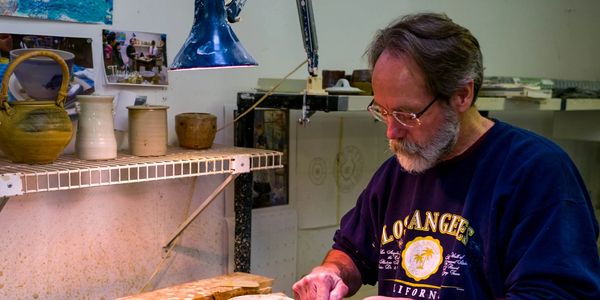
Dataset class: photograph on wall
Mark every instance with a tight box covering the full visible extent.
[0,0,113,24]
[102,29,168,87]
[0,32,95,116]
[252,109,289,209]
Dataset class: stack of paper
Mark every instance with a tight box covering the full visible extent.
[479,76,553,99]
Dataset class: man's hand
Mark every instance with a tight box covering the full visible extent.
[292,266,349,300]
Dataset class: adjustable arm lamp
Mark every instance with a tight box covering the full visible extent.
[163,0,321,269]
[169,0,257,70]
[170,0,319,78]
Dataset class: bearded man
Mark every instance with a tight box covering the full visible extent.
[293,12,600,300]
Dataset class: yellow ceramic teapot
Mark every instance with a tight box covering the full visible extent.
[0,50,73,164]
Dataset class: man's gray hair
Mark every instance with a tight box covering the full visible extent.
[366,13,483,104]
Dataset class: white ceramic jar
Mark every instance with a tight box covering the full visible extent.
[127,105,169,156]
[75,95,117,160]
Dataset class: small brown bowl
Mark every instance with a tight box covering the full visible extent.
[175,113,217,149]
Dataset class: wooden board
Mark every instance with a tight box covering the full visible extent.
[118,272,274,300]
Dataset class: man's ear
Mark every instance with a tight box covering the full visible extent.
[451,80,475,112]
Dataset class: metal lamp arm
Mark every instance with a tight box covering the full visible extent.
[228,0,319,77]
[296,0,319,76]
[226,0,248,23]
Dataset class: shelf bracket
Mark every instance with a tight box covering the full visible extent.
[163,172,240,251]
[231,155,250,174]
[0,173,23,197]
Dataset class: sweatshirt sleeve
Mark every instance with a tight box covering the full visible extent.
[332,188,381,286]
[500,149,600,299]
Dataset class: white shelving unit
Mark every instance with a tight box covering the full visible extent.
[0,146,283,197]
[0,145,283,274]
[339,95,600,112]
[243,92,600,113]
[564,98,600,111]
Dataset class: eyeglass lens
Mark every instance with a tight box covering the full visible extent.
[368,101,420,127]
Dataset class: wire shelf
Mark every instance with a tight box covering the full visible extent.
[0,146,283,197]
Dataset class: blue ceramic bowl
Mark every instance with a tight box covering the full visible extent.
[9,48,75,101]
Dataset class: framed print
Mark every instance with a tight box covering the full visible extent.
[252,109,289,209]
[102,29,168,87]
[0,0,113,24]
[0,32,95,116]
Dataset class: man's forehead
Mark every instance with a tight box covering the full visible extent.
[373,51,426,91]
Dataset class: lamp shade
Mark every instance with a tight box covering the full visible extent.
[170,0,257,70]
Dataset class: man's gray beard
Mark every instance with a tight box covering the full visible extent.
[389,108,459,173]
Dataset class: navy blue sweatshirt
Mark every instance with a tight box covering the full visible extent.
[333,120,600,299]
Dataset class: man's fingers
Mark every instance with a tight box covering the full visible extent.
[329,278,349,300]
[315,277,333,300]
[292,278,309,299]
[293,271,347,300]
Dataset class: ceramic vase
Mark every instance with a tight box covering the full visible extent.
[128,105,169,156]
[75,95,117,160]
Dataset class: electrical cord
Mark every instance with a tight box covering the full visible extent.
[216,59,308,132]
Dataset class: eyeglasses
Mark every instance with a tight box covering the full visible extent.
[367,97,437,127]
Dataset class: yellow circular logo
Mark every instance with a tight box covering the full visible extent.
[401,236,443,281]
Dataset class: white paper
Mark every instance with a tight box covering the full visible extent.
[295,112,341,229]
[336,112,389,215]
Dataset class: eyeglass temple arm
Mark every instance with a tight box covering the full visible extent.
[416,97,438,117]
[367,99,375,108]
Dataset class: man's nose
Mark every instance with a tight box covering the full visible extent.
[386,120,408,139]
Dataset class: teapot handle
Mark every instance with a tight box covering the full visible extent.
[0,50,70,110]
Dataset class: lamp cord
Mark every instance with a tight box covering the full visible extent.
[216,59,308,133]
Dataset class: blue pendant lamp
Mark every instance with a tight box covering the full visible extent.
[170,0,257,70]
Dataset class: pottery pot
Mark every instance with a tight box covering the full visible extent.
[175,112,216,150]
[0,50,73,164]
[351,69,372,95]
[128,105,169,156]
[321,70,345,89]
[75,95,117,160]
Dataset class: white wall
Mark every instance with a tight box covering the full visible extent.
[0,0,598,299]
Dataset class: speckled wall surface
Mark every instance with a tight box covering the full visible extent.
[0,176,228,299]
